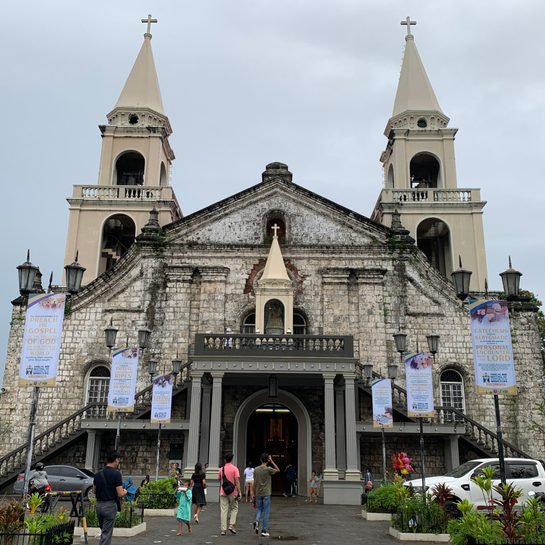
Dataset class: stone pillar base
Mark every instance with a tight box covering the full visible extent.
[322,480,361,505]
[204,476,220,503]
[322,468,339,480]
[344,469,362,482]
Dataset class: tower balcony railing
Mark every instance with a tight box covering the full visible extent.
[381,188,481,204]
[194,333,354,359]
[72,185,175,201]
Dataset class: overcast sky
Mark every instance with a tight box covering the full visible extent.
[2,0,544,382]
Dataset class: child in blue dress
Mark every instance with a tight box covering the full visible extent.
[176,478,193,535]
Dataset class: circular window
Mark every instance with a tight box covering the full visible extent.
[417,118,427,128]
[129,114,139,125]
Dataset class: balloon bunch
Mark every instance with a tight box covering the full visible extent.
[392,452,414,477]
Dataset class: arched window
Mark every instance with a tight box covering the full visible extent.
[86,365,110,418]
[265,299,285,335]
[242,313,256,334]
[115,152,145,186]
[440,369,465,423]
[386,164,394,189]
[293,312,307,335]
[410,153,440,188]
[99,214,136,274]
[417,218,452,278]
[160,162,168,187]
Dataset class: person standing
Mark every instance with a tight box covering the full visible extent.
[284,463,297,497]
[175,478,192,535]
[253,453,280,537]
[243,461,255,502]
[218,453,241,535]
[93,452,127,545]
[190,463,207,524]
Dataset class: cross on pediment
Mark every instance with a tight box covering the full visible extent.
[401,16,416,36]
[142,14,158,36]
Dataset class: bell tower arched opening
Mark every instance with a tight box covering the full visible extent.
[247,403,298,495]
[386,164,394,189]
[417,218,452,277]
[410,153,440,188]
[99,214,136,274]
[115,151,145,186]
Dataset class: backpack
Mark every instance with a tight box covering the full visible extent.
[221,467,235,495]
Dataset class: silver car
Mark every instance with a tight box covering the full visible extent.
[14,465,95,497]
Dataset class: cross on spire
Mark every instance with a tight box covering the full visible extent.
[141,14,158,37]
[400,16,416,37]
[271,223,280,238]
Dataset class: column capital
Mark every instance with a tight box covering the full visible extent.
[211,372,225,380]
[322,372,336,381]
[199,266,230,282]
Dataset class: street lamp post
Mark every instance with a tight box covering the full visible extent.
[148,360,161,481]
[386,361,399,483]
[393,332,440,502]
[104,324,151,451]
[19,252,84,498]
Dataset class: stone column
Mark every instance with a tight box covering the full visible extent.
[444,436,460,472]
[334,381,346,477]
[344,377,360,480]
[321,270,351,335]
[85,430,97,471]
[207,372,224,475]
[199,380,212,466]
[323,373,338,480]
[184,372,203,477]
[198,267,230,333]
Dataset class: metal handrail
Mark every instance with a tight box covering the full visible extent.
[360,371,531,460]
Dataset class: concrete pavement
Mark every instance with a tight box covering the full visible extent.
[107,497,440,545]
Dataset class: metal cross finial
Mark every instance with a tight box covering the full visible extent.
[141,14,158,36]
[401,16,416,37]
[271,223,280,238]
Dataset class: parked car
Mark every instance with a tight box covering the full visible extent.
[405,458,545,509]
[14,465,95,497]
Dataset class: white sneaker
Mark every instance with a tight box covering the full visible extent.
[261,531,270,537]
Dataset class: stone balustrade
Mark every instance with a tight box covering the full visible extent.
[194,333,354,358]
[382,188,480,204]
[72,185,174,200]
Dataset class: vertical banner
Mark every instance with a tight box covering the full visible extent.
[372,378,393,428]
[19,293,66,387]
[469,299,517,395]
[405,352,435,417]
[151,373,174,424]
[107,347,139,413]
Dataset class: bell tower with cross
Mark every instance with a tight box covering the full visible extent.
[64,15,182,285]
[371,17,488,290]
[254,224,294,335]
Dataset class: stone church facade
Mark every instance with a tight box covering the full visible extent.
[0,20,543,505]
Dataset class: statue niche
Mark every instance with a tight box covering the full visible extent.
[265,299,285,335]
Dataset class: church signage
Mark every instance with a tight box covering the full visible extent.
[107,347,139,412]
[405,353,435,417]
[469,299,517,395]
[19,293,66,387]
[150,373,174,424]
[372,378,393,428]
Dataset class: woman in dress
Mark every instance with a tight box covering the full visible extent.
[190,462,207,523]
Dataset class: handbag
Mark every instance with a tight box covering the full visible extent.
[221,468,235,495]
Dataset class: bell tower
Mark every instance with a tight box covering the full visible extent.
[372,17,487,289]
[64,15,181,285]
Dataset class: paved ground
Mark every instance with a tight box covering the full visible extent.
[105,497,439,545]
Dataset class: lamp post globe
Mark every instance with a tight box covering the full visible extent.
[148,360,158,380]
[393,332,408,355]
[17,250,39,296]
[172,358,182,375]
[138,327,152,351]
[362,362,373,383]
[104,323,118,350]
[387,362,399,381]
[64,252,86,294]
[500,257,522,300]
[451,256,472,301]
[426,335,440,355]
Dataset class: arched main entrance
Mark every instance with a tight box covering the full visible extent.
[246,403,298,495]
[234,389,311,497]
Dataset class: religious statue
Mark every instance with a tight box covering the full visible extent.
[265,300,284,335]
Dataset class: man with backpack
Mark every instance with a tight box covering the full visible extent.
[218,452,241,535]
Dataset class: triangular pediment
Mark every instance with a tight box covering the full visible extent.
[164,178,390,247]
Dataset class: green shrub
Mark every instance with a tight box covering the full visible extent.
[0,499,24,535]
[393,494,447,534]
[138,477,177,509]
[447,509,503,545]
[366,484,400,513]
[85,500,141,528]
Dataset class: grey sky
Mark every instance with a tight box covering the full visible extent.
[2,0,544,381]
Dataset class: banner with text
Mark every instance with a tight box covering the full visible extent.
[107,347,139,412]
[469,299,517,395]
[19,293,66,387]
[405,352,435,417]
[151,373,174,424]
[372,378,393,428]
